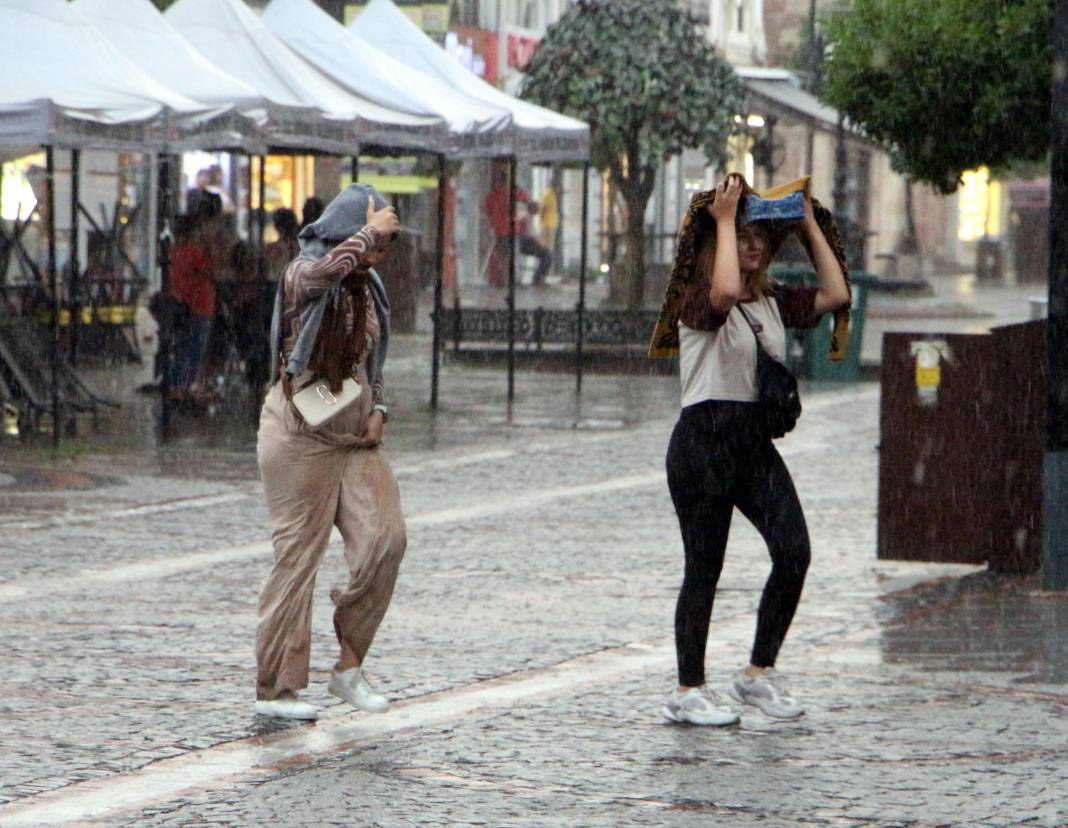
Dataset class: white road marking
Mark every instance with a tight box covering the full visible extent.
[0,470,666,603]
[0,491,253,532]
[0,415,849,606]
[0,614,761,827]
[0,387,876,535]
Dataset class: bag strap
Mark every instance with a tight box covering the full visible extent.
[735,303,767,355]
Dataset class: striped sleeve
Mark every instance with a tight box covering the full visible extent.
[289,226,379,304]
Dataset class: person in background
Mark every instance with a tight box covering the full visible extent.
[168,191,223,404]
[300,196,325,232]
[264,208,300,283]
[483,167,515,287]
[205,164,236,214]
[517,200,552,286]
[539,182,560,264]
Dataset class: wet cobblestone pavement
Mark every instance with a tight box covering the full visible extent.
[1,363,1066,826]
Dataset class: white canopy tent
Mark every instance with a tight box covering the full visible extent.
[349,0,589,163]
[0,0,218,445]
[262,0,514,158]
[71,0,269,154]
[0,0,210,153]
[165,0,445,155]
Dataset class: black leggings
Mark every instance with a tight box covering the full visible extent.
[666,401,811,687]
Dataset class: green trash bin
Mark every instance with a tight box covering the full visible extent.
[769,265,874,382]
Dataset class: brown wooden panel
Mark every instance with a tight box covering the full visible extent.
[988,320,1046,573]
[878,332,999,564]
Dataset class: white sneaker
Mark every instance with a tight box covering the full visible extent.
[662,686,740,726]
[254,690,318,720]
[327,667,390,713]
[727,668,804,719]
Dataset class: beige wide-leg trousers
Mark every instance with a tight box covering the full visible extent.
[255,375,406,701]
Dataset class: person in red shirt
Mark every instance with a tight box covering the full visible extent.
[168,191,222,400]
[483,167,552,287]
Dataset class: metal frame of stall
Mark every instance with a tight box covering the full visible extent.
[428,157,593,409]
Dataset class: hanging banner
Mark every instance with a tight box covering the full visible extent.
[504,27,540,71]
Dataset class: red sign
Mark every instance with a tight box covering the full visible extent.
[506,32,540,71]
[448,25,499,84]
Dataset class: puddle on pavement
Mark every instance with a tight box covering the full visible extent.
[879,571,1068,683]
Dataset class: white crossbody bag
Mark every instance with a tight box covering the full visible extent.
[288,369,362,430]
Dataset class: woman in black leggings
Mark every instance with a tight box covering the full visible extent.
[660,174,850,725]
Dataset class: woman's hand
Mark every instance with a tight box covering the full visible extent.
[356,409,384,448]
[366,202,399,237]
[706,175,743,225]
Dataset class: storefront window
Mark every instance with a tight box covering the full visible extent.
[1,154,44,222]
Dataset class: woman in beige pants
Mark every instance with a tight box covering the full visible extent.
[254,184,406,721]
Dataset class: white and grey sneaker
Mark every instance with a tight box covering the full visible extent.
[662,686,740,726]
[727,668,804,719]
[254,690,318,720]
[328,667,390,713]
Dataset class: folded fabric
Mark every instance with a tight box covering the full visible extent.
[648,175,852,361]
[738,190,806,227]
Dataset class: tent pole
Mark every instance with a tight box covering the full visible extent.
[431,154,447,410]
[46,146,60,448]
[157,154,174,439]
[507,156,517,403]
[258,155,267,248]
[69,149,81,367]
[351,154,359,184]
[576,163,589,392]
[246,154,255,242]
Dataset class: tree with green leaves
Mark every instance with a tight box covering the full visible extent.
[821,0,1053,194]
[520,0,741,308]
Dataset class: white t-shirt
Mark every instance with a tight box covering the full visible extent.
[678,294,787,407]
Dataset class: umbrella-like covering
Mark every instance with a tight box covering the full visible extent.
[166,0,445,154]
[72,0,268,153]
[262,0,514,157]
[0,0,210,152]
[350,0,589,163]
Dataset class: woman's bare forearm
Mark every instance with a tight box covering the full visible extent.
[804,219,850,314]
[709,219,742,311]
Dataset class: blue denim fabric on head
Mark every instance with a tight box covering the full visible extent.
[738,191,806,227]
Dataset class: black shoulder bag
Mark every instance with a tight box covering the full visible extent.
[737,304,801,439]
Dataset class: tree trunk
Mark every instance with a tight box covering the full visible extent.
[623,187,646,309]
[900,178,920,255]
[610,139,659,311]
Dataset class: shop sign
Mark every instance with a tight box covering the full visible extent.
[506,29,540,71]
[421,3,450,34]
[344,1,449,33]
[446,25,498,84]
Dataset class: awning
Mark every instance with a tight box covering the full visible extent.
[262,0,514,158]
[739,70,843,132]
[0,0,208,152]
[167,0,446,155]
[348,0,590,163]
[72,0,268,154]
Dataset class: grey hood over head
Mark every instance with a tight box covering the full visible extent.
[269,183,392,390]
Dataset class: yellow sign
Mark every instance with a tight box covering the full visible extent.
[915,365,941,388]
[421,3,450,33]
[343,173,439,194]
[343,2,449,32]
